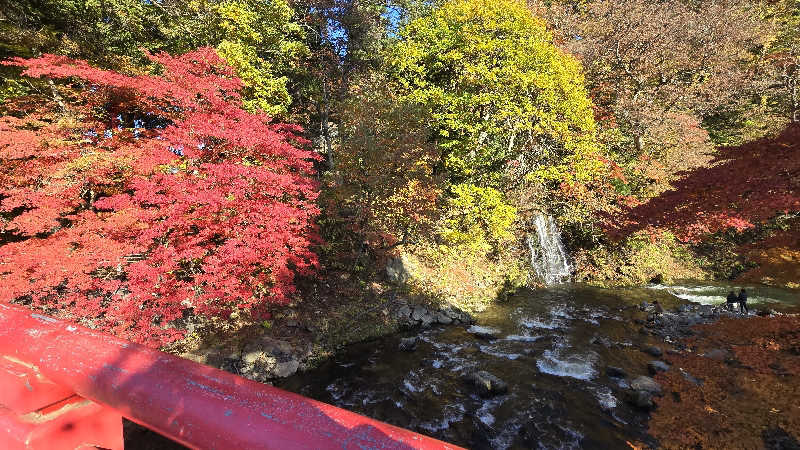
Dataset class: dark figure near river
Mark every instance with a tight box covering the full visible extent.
[738,289,748,314]
[726,291,738,311]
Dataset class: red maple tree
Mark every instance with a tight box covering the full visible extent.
[0,49,320,346]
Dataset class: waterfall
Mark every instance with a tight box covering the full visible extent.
[527,214,571,284]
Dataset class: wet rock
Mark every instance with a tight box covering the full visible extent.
[420,313,436,327]
[627,390,655,410]
[702,348,730,361]
[590,335,614,347]
[677,304,692,313]
[436,312,453,325]
[648,360,670,375]
[698,305,715,318]
[630,376,662,394]
[466,325,501,339]
[606,366,628,378]
[465,370,508,398]
[398,337,418,352]
[639,301,650,311]
[642,345,663,357]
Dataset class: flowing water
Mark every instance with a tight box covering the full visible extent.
[527,214,572,285]
[279,283,800,449]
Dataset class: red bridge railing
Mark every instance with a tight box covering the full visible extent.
[0,303,461,449]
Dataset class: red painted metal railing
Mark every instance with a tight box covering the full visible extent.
[0,303,462,449]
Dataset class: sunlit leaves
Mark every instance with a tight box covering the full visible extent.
[0,49,320,347]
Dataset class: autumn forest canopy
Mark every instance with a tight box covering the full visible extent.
[0,0,798,346]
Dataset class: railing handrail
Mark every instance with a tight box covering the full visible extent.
[0,303,461,449]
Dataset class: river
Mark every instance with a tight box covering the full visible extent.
[278,282,800,449]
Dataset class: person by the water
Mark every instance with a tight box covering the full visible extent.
[726,290,738,311]
[737,288,748,314]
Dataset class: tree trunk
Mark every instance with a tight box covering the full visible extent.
[321,81,334,169]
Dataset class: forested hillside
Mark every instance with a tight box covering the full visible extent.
[0,0,798,343]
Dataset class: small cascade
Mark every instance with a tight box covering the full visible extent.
[527,213,571,284]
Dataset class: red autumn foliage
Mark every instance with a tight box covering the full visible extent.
[0,49,320,346]
[650,316,800,449]
[607,124,800,242]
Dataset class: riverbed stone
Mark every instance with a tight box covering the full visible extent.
[648,360,670,375]
[398,337,418,352]
[606,366,628,378]
[702,348,730,361]
[420,313,436,327]
[272,359,300,378]
[397,305,412,319]
[436,312,453,325]
[412,306,427,321]
[630,376,662,394]
[627,389,655,410]
[642,345,663,357]
[466,325,501,339]
[465,371,508,398]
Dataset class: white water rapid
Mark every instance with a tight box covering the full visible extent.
[527,213,571,285]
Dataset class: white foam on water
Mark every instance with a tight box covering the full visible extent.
[504,334,543,342]
[536,347,598,380]
[467,325,501,335]
[476,396,505,427]
[402,380,419,393]
[479,344,522,360]
[592,386,617,410]
[419,403,466,433]
[648,284,787,305]
[520,316,562,330]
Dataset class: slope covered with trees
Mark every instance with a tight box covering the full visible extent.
[0,0,798,344]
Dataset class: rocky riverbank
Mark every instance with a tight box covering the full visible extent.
[178,294,476,382]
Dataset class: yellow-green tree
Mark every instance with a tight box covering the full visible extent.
[389,0,601,189]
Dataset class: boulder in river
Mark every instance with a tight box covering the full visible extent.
[642,345,663,357]
[466,325,501,339]
[398,337,418,352]
[411,306,427,321]
[606,366,628,378]
[647,360,670,375]
[465,370,508,397]
[627,389,655,410]
[702,348,730,361]
[630,376,662,394]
